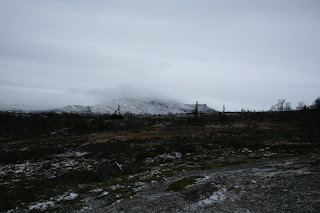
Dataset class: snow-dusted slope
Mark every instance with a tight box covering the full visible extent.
[91,98,214,114]
[1,98,216,114]
[90,98,214,114]
[0,103,50,112]
[55,105,92,114]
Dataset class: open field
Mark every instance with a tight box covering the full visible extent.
[0,111,320,212]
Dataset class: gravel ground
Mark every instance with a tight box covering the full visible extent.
[83,154,320,213]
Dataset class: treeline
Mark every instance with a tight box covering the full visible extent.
[0,112,124,139]
[270,97,320,112]
[0,99,319,140]
[0,111,182,140]
[225,109,320,135]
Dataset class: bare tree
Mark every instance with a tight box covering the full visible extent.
[274,99,285,111]
[117,105,121,115]
[270,99,292,111]
[310,97,320,110]
[296,101,306,110]
[193,101,199,121]
[284,102,292,111]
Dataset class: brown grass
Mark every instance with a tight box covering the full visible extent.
[89,131,174,142]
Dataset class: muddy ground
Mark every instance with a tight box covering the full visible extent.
[0,113,320,212]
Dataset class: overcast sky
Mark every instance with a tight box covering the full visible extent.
[1,0,319,111]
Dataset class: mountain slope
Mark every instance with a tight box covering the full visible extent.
[55,105,92,114]
[56,98,215,114]
[0,103,50,112]
[0,98,216,114]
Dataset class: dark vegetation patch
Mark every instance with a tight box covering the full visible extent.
[135,149,160,161]
[184,182,220,202]
[0,137,87,164]
[166,176,203,192]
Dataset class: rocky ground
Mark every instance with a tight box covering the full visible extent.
[0,116,319,212]
[98,155,320,213]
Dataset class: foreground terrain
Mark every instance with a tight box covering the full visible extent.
[0,111,319,212]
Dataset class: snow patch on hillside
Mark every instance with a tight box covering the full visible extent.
[0,103,52,112]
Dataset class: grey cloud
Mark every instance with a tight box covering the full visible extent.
[85,84,174,103]
[0,0,320,110]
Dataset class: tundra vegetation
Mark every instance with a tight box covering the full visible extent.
[0,100,320,212]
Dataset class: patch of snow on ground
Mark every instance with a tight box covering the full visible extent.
[110,184,122,190]
[64,193,78,200]
[101,191,109,196]
[90,188,103,193]
[50,158,93,173]
[196,175,210,184]
[150,170,161,175]
[0,160,49,178]
[134,182,147,192]
[57,193,78,201]
[112,199,123,206]
[0,170,6,176]
[242,148,252,153]
[173,152,182,158]
[283,161,295,166]
[198,188,227,206]
[6,207,19,213]
[28,201,55,210]
[55,151,89,158]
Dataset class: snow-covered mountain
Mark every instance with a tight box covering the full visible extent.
[54,98,215,114]
[93,98,214,114]
[0,98,216,114]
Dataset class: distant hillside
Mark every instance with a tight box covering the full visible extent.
[0,103,50,112]
[0,98,216,114]
[55,98,215,114]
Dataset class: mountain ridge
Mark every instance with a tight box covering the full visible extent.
[0,98,216,114]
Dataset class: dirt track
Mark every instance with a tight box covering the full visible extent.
[82,154,320,213]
